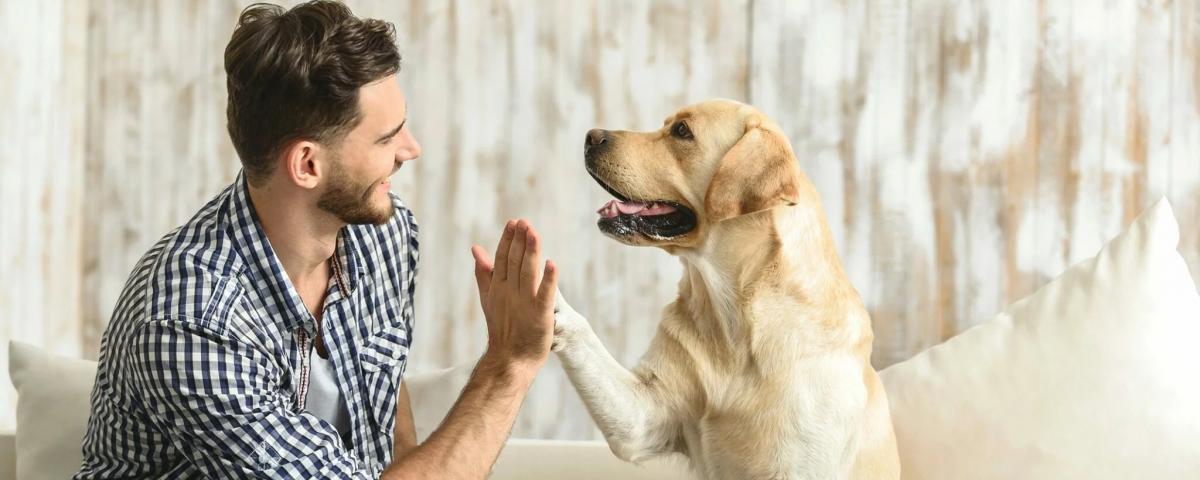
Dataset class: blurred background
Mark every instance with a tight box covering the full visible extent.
[2,0,1198,439]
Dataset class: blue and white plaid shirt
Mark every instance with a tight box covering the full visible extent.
[76,172,419,479]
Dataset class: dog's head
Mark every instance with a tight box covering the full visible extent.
[585,99,802,248]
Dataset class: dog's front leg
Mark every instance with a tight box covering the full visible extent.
[553,291,681,463]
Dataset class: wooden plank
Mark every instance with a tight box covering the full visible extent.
[0,0,88,432]
[1060,0,1131,268]
[1127,0,1175,224]
[80,0,245,358]
[1170,0,1200,276]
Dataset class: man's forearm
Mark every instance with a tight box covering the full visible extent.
[380,354,538,480]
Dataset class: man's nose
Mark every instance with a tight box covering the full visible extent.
[397,132,421,163]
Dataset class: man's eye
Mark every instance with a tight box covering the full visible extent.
[672,121,693,140]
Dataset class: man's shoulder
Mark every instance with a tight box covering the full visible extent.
[132,188,249,331]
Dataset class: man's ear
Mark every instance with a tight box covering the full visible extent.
[703,124,801,223]
[279,140,322,189]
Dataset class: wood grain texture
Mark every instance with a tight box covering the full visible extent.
[0,0,88,433]
[80,0,245,360]
[1,0,1198,438]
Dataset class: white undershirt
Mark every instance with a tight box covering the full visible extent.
[305,350,352,446]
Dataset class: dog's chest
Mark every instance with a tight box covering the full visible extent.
[683,410,859,479]
[681,397,818,479]
[679,357,866,479]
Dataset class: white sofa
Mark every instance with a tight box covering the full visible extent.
[0,435,12,480]
[6,199,1200,479]
[1,343,689,480]
[0,434,684,480]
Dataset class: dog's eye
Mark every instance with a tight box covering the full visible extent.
[671,121,693,140]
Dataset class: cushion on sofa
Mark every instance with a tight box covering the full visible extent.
[880,198,1200,479]
[8,341,96,480]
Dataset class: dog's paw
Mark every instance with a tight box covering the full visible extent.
[552,290,588,352]
[552,313,586,352]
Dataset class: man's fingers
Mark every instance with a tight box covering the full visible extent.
[493,220,516,281]
[471,245,493,297]
[535,260,559,311]
[519,226,542,295]
[506,220,528,290]
[471,245,494,315]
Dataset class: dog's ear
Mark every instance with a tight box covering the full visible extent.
[703,120,801,223]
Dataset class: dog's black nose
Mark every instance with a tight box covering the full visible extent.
[585,128,608,155]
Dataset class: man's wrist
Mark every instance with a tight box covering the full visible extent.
[478,349,544,386]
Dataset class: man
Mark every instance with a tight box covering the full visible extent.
[75,2,558,478]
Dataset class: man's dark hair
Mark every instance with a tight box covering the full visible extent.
[224,0,401,185]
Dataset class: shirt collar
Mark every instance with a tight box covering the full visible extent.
[225,171,365,334]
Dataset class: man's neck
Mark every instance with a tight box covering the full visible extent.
[246,179,344,289]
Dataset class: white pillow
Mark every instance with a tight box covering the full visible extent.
[880,198,1200,479]
[8,340,97,480]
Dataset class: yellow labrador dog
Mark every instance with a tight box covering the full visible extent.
[552,99,900,479]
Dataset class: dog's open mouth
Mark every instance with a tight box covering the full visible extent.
[590,173,697,239]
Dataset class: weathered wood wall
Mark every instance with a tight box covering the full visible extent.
[2,0,1197,438]
[1,0,89,433]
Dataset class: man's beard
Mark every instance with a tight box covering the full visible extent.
[316,157,392,225]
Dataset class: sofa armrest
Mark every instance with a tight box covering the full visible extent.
[0,431,15,480]
[491,439,689,479]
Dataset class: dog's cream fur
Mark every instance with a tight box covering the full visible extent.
[553,100,900,479]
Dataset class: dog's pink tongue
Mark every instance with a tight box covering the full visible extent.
[597,200,647,217]
[616,201,648,214]
[598,200,644,218]
[597,200,677,218]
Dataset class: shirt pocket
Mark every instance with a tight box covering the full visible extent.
[358,327,410,437]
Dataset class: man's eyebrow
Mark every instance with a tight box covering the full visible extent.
[376,118,407,144]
